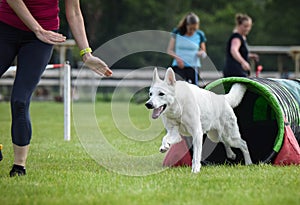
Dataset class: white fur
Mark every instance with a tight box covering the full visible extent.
[225,83,247,108]
[145,68,252,173]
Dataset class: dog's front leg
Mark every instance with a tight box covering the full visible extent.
[159,130,182,153]
[192,130,203,173]
[159,134,171,153]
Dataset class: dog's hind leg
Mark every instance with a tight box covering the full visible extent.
[225,138,252,165]
[239,140,252,165]
[222,137,252,164]
[208,130,236,160]
[222,141,237,160]
[222,118,252,165]
[207,130,220,143]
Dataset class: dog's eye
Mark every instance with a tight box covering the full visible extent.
[159,92,165,96]
[149,92,152,97]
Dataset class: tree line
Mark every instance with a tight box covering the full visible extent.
[58,0,300,71]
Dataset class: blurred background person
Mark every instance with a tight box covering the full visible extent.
[167,12,207,85]
[223,13,259,77]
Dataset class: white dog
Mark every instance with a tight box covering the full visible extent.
[145,68,252,173]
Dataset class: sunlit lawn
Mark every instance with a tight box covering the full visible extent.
[0,102,299,205]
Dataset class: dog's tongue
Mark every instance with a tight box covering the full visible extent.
[152,106,163,119]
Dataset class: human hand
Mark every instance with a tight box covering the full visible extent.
[176,58,184,69]
[83,53,113,77]
[35,28,66,45]
[197,50,207,58]
[249,53,259,62]
[241,61,251,71]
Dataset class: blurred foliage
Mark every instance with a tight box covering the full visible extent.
[58,0,300,71]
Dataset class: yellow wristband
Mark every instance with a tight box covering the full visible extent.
[80,48,92,57]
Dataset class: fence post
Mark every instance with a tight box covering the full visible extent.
[64,62,71,141]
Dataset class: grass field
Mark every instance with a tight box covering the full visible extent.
[0,101,299,205]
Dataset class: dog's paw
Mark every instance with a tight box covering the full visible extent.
[159,145,170,153]
[227,153,236,160]
[159,142,170,153]
[191,163,201,173]
[245,160,253,165]
[159,147,168,153]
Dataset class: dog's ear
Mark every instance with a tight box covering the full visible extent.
[152,67,160,84]
[164,67,176,86]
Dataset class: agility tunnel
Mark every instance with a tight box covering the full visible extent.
[163,77,300,166]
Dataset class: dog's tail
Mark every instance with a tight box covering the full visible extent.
[225,83,247,108]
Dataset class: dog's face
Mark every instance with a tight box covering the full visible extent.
[145,68,176,119]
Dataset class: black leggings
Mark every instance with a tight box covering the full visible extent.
[0,22,53,146]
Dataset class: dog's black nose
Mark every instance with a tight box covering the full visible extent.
[145,102,154,109]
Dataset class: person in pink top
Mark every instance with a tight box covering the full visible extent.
[0,0,113,177]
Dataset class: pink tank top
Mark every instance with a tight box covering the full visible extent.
[0,0,59,31]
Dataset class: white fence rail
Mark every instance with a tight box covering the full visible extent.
[0,67,285,88]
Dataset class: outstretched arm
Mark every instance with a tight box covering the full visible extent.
[6,0,66,44]
[65,0,112,77]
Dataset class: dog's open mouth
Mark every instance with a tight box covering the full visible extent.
[152,104,167,119]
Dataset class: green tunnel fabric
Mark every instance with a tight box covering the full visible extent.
[163,77,300,166]
[271,78,300,141]
[204,77,300,164]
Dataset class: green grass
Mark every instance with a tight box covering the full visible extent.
[0,102,300,205]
